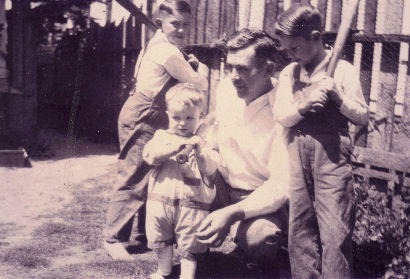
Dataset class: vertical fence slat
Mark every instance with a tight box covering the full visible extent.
[391,0,410,154]
[324,0,341,32]
[195,0,207,44]
[238,0,251,29]
[248,0,265,29]
[220,0,238,37]
[188,0,198,44]
[263,0,279,36]
[205,0,221,42]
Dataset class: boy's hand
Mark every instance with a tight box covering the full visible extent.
[298,76,341,115]
[297,86,328,115]
[187,54,199,71]
[315,76,343,107]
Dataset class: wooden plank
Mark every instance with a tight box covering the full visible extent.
[375,0,403,35]
[238,0,251,29]
[325,0,342,32]
[10,0,26,89]
[356,0,376,34]
[205,0,221,43]
[313,0,327,30]
[220,0,238,37]
[352,168,410,187]
[352,167,393,181]
[263,0,279,36]
[352,146,410,172]
[207,53,222,115]
[195,0,207,44]
[248,0,265,29]
[115,0,157,31]
[188,0,198,45]
[0,149,31,167]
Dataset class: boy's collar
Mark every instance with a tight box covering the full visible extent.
[300,47,333,78]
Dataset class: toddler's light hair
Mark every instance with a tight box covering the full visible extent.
[165,83,205,111]
[154,0,191,26]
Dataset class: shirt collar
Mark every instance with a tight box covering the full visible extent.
[300,47,333,82]
[243,90,271,123]
[147,30,170,47]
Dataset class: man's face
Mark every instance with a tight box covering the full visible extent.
[161,10,191,46]
[167,102,200,137]
[277,35,318,66]
[225,46,267,101]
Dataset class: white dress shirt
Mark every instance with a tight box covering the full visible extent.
[214,78,290,218]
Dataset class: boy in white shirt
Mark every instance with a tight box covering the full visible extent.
[273,4,368,279]
[104,0,208,260]
[143,83,218,279]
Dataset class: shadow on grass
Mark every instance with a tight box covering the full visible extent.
[2,242,53,269]
[195,248,291,279]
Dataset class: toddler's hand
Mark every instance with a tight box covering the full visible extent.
[185,135,203,148]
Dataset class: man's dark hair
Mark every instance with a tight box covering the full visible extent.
[226,28,278,61]
[159,0,191,15]
[274,4,322,39]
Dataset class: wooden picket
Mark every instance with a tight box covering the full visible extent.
[39,0,410,189]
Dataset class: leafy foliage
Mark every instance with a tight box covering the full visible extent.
[353,178,410,278]
[28,0,96,44]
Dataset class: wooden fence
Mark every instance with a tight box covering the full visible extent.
[148,0,410,190]
[37,0,410,190]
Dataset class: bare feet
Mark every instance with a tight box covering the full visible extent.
[104,241,134,260]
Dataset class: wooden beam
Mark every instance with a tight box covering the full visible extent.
[352,146,410,173]
[115,0,157,31]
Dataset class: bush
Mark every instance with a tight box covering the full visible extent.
[353,178,410,278]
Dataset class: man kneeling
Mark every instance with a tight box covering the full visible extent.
[197,28,290,269]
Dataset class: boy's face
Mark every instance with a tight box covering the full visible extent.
[167,102,200,137]
[161,10,191,46]
[225,45,267,102]
[277,35,319,66]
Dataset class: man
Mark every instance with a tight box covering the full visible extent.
[196,28,290,268]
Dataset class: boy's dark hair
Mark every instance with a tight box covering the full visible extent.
[226,28,278,62]
[274,4,322,39]
[159,0,191,15]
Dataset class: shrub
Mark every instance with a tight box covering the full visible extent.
[353,178,410,278]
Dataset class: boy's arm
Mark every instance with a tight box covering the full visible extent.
[273,65,305,127]
[143,131,185,165]
[164,52,209,91]
[331,61,369,126]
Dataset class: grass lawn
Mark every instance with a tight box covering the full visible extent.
[0,133,408,278]
[0,158,291,279]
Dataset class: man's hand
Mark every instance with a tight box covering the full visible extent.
[196,205,245,247]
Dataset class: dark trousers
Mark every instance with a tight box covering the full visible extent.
[104,92,167,243]
[213,172,288,260]
[288,131,355,279]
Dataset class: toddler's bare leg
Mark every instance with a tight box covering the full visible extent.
[152,245,173,278]
[180,258,197,279]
